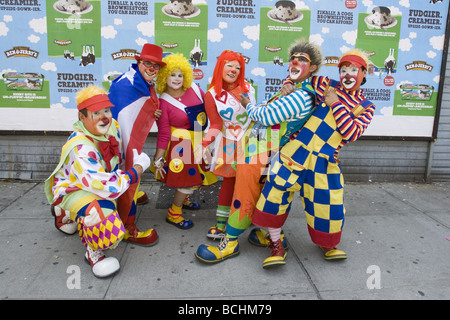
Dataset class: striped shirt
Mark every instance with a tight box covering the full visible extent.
[311,75,375,157]
[246,80,314,127]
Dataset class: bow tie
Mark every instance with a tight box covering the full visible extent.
[98,136,120,171]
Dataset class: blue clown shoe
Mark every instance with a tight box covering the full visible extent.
[195,236,239,263]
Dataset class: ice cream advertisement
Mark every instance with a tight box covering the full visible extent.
[0,0,448,138]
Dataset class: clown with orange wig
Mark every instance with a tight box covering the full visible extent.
[195,39,322,265]
[152,53,217,230]
[194,50,256,240]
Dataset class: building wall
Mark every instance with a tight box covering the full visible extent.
[2,45,450,183]
[430,51,450,182]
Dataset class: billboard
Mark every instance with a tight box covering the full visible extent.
[0,0,448,138]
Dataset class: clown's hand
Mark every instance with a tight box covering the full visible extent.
[154,108,162,120]
[132,149,151,173]
[240,93,251,108]
[194,144,204,164]
[194,144,211,165]
[154,166,166,180]
[324,89,339,107]
[280,83,296,96]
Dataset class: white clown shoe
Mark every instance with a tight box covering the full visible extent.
[85,246,120,278]
[51,206,78,235]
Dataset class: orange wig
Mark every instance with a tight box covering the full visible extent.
[209,50,249,95]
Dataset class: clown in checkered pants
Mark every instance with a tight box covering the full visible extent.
[45,86,152,278]
[195,40,322,265]
[251,49,376,267]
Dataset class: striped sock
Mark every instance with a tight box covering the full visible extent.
[268,227,281,242]
[216,205,230,230]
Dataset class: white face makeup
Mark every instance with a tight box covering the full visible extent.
[340,64,364,91]
[289,52,313,82]
[167,69,184,91]
[81,108,112,136]
[222,60,241,84]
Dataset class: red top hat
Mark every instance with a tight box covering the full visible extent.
[135,43,166,67]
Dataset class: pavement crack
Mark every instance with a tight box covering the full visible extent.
[287,240,323,300]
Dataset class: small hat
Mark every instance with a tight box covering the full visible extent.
[338,49,368,69]
[135,43,166,67]
[77,94,114,112]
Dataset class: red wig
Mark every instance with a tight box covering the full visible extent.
[209,50,249,95]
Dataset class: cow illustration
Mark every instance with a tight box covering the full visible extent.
[190,39,203,68]
[384,48,396,75]
[80,45,95,67]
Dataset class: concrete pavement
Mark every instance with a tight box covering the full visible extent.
[1,180,450,301]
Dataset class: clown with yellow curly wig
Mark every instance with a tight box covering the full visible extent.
[153,53,217,230]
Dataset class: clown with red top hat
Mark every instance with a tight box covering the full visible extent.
[247,47,376,266]
[45,85,152,278]
[107,43,168,246]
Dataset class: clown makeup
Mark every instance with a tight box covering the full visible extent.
[80,107,112,136]
[289,52,314,82]
[138,59,160,83]
[340,63,366,91]
[167,69,184,91]
[222,60,241,85]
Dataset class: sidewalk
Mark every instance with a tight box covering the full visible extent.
[1,180,450,300]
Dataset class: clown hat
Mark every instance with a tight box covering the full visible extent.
[338,49,368,69]
[77,86,114,112]
[135,43,166,67]
[77,94,114,112]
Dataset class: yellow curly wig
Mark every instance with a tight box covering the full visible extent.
[156,53,193,94]
[76,85,107,105]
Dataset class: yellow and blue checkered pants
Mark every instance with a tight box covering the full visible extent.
[252,103,345,248]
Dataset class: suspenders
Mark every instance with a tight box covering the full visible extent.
[325,79,371,118]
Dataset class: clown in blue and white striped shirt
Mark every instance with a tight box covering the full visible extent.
[245,80,314,128]
[195,39,324,265]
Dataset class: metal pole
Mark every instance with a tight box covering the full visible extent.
[425,139,435,183]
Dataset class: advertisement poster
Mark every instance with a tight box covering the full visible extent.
[0,0,448,138]
[0,1,50,109]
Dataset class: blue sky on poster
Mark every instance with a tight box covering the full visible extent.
[1,0,446,92]
[0,0,448,135]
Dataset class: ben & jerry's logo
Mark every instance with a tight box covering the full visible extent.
[324,56,340,66]
[5,46,39,59]
[405,61,433,72]
[111,49,139,60]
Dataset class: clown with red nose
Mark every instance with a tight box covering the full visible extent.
[45,85,152,278]
[248,47,376,266]
[339,53,368,90]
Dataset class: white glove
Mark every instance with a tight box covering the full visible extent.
[132,149,151,172]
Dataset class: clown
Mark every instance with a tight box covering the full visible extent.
[108,43,165,246]
[194,50,256,241]
[249,49,376,267]
[45,85,151,278]
[195,39,321,264]
[152,53,217,229]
